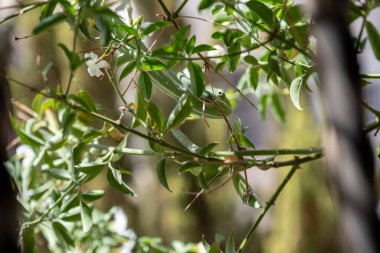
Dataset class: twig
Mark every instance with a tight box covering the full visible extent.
[237,165,299,253]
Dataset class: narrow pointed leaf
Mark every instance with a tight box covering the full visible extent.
[246,1,278,28]
[289,77,303,110]
[107,167,136,196]
[187,61,205,97]
[33,12,66,34]
[270,93,285,123]
[366,21,380,60]
[142,21,172,36]
[75,161,106,177]
[225,232,235,253]
[171,129,199,152]
[232,175,264,208]
[165,94,193,132]
[138,71,152,99]
[80,201,93,233]
[119,60,136,82]
[52,221,75,249]
[156,159,171,192]
[81,190,105,201]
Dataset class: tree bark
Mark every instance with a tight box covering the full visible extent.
[0,41,21,253]
[313,0,380,252]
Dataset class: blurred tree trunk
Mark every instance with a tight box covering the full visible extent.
[0,27,21,253]
[313,0,380,252]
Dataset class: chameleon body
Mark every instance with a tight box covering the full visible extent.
[147,70,232,119]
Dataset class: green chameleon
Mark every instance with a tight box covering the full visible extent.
[147,69,232,119]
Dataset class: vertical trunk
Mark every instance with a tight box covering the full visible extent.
[0,47,21,253]
[313,0,380,252]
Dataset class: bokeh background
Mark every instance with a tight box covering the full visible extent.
[1,0,379,252]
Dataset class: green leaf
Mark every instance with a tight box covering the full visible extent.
[59,208,81,222]
[141,57,166,71]
[199,0,216,10]
[247,66,259,90]
[366,21,380,61]
[81,190,105,201]
[74,161,107,177]
[93,15,111,46]
[45,132,67,151]
[246,1,278,28]
[57,0,75,17]
[61,108,76,136]
[197,170,209,189]
[267,52,281,78]
[244,55,259,65]
[107,167,136,196]
[165,94,193,132]
[284,5,303,26]
[18,129,44,147]
[148,102,164,132]
[156,159,171,192]
[289,77,303,110]
[116,24,139,37]
[133,90,147,127]
[40,1,57,20]
[116,50,135,67]
[232,175,264,208]
[175,25,191,49]
[188,61,205,97]
[186,35,196,54]
[33,12,66,34]
[227,41,241,72]
[225,232,235,253]
[47,168,71,181]
[171,129,200,152]
[290,25,309,50]
[138,71,153,99]
[58,43,83,71]
[142,21,172,36]
[179,161,202,174]
[233,134,255,148]
[72,142,87,165]
[119,60,137,82]
[199,142,219,155]
[209,243,222,253]
[80,201,93,233]
[76,90,97,112]
[23,226,36,253]
[52,221,75,249]
[270,93,285,123]
[61,194,79,212]
[192,44,216,54]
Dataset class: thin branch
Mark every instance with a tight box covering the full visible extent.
[355,15,367,53]
[156,0,172,19]
[237,165,299,253]
[176,15,231,29]
[212,147,321,157]
[360,73,380,79]
[173,0,189,17]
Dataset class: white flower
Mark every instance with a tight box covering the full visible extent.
[16,145,35,168]
[85,52,109,77]
[197,242,207,253]
[120,240,136,253]
[113,207,137,252]
[114,207,128,235]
